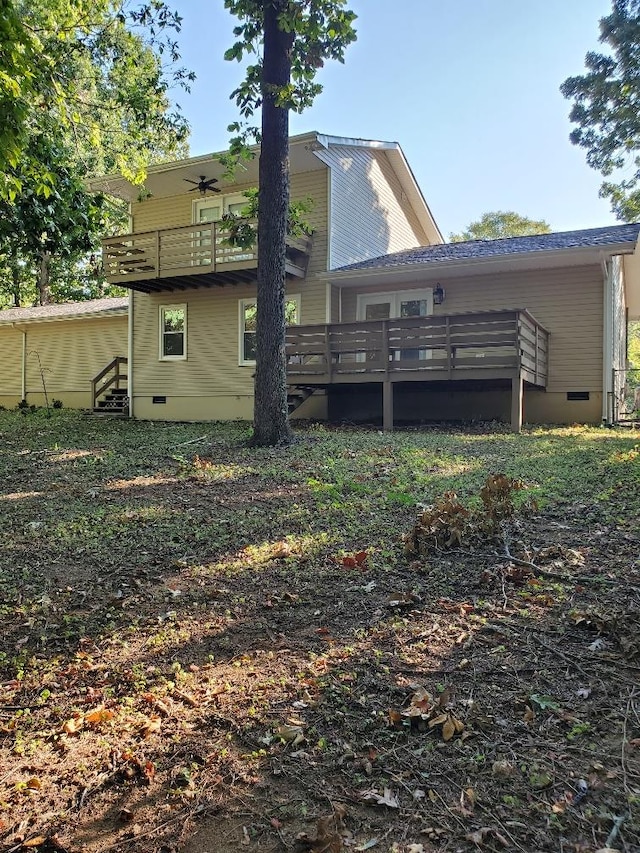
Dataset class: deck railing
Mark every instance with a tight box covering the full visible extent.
[102,221,312,284]
[286,309,548,386]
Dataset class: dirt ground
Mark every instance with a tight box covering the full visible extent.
[0,413,638,853]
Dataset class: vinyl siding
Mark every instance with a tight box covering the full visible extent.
[131,169,328,279]
[0,316,127,407]
[129,169,329,414]
[0,326,24,398]
[315,146,427,269]
[339,263,604,394]
[132,280,315,400]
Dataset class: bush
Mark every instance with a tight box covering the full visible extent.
[52,399,63,409]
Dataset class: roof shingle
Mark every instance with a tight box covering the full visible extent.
[0,297,128,325]
[336,223,640,272]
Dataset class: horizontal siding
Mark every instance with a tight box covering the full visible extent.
[0,316,127,402]
[0,327,24,395]
[317,145,426,269]
[131,170,328,279]
[133,279,320,397]
[130,170,329,396]
[339,264,604,393]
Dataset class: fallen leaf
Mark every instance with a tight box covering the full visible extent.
[25,777,41,791]
[388,709,403,727]
[466,827,492,846]
[442,717,456,742]
[85,706,114,727]
[62,717,82,735]
[241,825,250,845]
[22,838,47,848]
[275,724,305,745]
[361,787,399,808]
[354,840,379,851]
[271,541,292,558]
[139,714,161,738]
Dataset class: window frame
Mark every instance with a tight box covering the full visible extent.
[159,304,187,362]
[192,193,251,224]
[238,294,300,367]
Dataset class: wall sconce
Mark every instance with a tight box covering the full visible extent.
[433,283,445,305]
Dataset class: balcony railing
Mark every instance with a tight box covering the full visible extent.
[286,309,548,387]
[102,221,312,292]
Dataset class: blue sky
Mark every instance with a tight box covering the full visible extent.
[170,0,615,237]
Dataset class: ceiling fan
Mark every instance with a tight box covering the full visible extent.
[184,175,220,195]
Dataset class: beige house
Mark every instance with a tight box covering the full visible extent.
[0,299,128,410]
[2,132,639,429]
[89,132,442,423]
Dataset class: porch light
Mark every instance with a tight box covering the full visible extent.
[433,283,445,305]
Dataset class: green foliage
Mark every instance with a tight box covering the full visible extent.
[0,0,193,305]
[1,0,192,190]
[629,320,640,367]
[449,211,552,242]
[222,0,357,171]
[561,0,640,221]
[217,188,313,249]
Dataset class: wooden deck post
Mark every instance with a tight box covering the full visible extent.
[383,381,394,432]
[511,374,523,433]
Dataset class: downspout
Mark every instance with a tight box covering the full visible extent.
[13,324,27,401]
[600,251,612,423]
[127,290,134,418]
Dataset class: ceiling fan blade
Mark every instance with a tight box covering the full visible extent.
[183,178,199,185]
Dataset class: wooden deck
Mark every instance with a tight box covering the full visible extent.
[102,222,312,292]
[285,309,549,432]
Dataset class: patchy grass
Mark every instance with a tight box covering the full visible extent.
[0,410,639,853]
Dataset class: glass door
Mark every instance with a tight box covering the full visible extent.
[193,199,222,265]
[356,290,433,361]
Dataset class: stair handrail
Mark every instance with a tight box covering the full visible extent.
[92,356,128,409]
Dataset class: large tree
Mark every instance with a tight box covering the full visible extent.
[561,0,640,221]
[224,0,356,446]
[449,211,551,242]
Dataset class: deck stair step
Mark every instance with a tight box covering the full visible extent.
[287,385,316,414]
[93,390,129,415]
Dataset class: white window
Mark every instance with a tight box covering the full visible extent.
[193,193,250,225]
[159,304,187,361]
[239,295,300,366]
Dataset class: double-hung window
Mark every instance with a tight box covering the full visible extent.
[159,305,187,360]
[239,296,300,366]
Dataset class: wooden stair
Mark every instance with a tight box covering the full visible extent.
[287,385,316,415]
[93,388,129,415]
[91,357,128,416]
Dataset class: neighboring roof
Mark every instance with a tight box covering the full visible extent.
[0,297,128,325]
[335,224,640,272]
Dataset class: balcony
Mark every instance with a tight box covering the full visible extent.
[102,221,312,293]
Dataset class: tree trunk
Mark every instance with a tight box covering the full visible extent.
[251,0,294,446]
[10,247,21,307]
[38,251,52,305]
